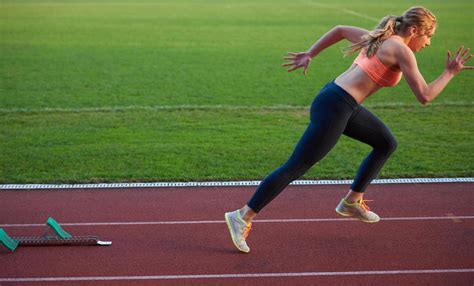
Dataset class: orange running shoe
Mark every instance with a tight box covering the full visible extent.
[335,198,380,223]
[224,210,252,253]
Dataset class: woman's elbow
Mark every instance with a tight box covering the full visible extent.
[333,25,343,37]
[416,94,430,105]
[413,87,430,105]
[418,97,428,105]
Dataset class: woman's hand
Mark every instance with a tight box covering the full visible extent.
[446,46,473,76]
[282,52,312,75]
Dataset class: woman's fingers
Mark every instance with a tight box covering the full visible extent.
[455,45,463,58]
[462,54,473,64]
[446,46,474,72]
[460,48,470,59]
[283,52,311,73]
[281,62,294,67]
[303,63,309,75]
[448,47,472,62]
[287,65,302,72]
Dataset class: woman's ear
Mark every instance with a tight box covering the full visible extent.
[408,25,418,37]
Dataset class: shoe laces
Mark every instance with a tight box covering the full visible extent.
[358,199,374,212]
[243,223,252,239]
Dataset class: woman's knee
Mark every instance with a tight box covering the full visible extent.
[382,135,398,156]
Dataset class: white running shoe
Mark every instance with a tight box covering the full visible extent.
[224,210,252,253]
[335,198,380,223]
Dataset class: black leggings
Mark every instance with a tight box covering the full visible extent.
[247,81,397,213]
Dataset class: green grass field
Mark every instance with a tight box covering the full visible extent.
[1,0,473,183]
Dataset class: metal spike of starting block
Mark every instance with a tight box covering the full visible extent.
[0,217,112,252]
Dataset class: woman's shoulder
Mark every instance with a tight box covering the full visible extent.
[383,35,407,48]
[377,36,412,69]
[379,35,411,57]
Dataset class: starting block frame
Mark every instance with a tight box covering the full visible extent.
[0,217,112,252]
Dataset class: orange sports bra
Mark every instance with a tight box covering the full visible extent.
[353,49,402,87]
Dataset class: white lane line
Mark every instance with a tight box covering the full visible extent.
[302,0,379,22]
[2,177,473,190]
[340,8,379,22]
[1,269,473,282]
[0,105,306,114]
[2,216,473,228]
[0,101,472,114]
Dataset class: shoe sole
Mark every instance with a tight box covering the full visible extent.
[224,213,250,253]
[335,208,379,224]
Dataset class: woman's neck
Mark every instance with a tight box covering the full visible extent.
[392,33,412,45]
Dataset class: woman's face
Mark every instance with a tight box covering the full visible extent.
[408,26,436,52]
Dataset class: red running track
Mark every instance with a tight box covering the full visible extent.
[0,183,473,285]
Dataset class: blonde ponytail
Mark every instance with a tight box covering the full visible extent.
[344,6,437,57]
[345,15,399,57]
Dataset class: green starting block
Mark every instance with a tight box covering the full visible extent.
[46,217,72,239]
[0,217,112,252]
[0,228,19,252]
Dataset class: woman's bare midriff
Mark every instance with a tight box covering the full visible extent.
[334,64,382,104]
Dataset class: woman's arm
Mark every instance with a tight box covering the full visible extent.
[308,25,368,57]
[283,25,368,75]
[397,45,472,105]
